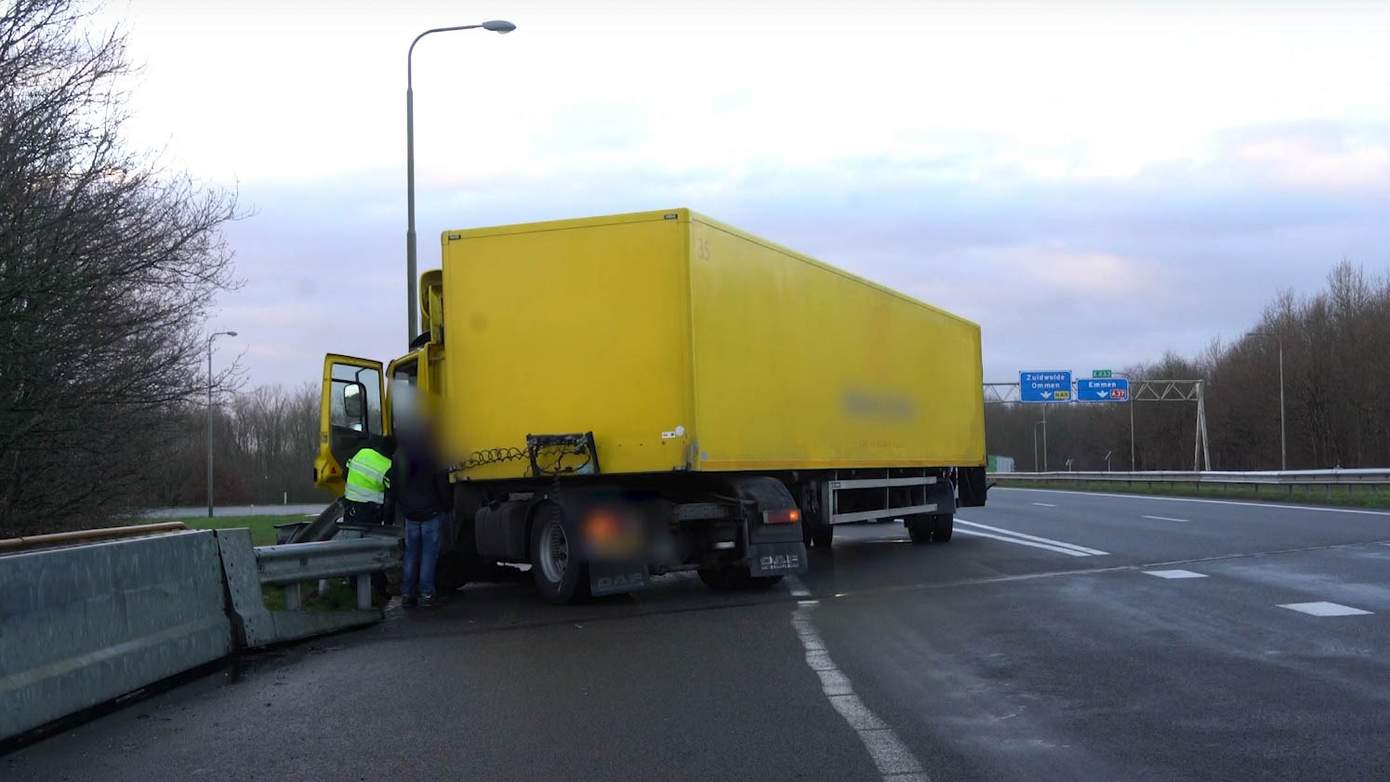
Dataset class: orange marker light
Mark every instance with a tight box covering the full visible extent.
[763,508,801,524]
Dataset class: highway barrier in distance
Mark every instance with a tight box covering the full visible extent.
[990,468,1390,495]
[0,527,400,743]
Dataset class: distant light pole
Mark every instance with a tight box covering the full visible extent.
[1248,331,1287,470]
[405,19,515,346]
[207,331,237,518]
[1033,420,1046,472]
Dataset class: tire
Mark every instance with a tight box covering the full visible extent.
[906,516,932,544]
[698,566,783,590]
[529,503,590,604]
[931,513,954,543]
[811,524,833,549]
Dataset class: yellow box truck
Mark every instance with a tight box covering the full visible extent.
[315,209,987,602]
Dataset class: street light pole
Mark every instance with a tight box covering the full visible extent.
[1277,338,1286,470]
[1248,331,1288,470]
[405,20,515,346]
[207,331,238,518]
[1034,420,1045,472]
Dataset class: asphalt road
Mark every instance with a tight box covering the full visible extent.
[8,487,1390,781]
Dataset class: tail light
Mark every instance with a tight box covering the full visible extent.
[762,508,801,525]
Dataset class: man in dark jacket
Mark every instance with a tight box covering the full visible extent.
[394,419,451,607]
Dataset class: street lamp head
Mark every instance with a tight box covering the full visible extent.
[225,331,238,337]
[481,19,516,33]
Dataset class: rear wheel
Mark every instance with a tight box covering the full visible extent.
[811,523,833,549]
[530,504,590,604]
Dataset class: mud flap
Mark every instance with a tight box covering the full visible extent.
[748,542,808,577]
[588,561,650,596]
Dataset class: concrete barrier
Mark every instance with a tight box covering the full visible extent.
[0,530,233,741]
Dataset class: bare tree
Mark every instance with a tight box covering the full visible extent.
[0,0,238,535]
[151,383,330,508]
[986,261,1390,473]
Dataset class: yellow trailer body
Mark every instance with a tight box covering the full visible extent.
[438,209,984,479]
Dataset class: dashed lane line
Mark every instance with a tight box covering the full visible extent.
[1278,601,1373,617]
[813,538,1390,603]
[1143,569,1207,579]
[1031,502,1058,508]
[955,528,1092,557]
[994,487,1390,517]
[956,518,1110,556]
[1142,515,1190,523]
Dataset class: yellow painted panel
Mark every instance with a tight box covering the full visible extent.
[439,210,694,478]
[687,214,985,470]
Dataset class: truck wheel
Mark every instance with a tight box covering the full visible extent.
[906,516,932,544]
[931,514,954,543]
[530,504,590,604]
[811,524,833,549]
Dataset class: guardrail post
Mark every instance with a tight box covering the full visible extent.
[284,582,302,611]
[357,574,373,610]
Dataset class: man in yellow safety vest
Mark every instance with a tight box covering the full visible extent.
[342,437,394,528]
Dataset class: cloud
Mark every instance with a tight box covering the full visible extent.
[103,1,1390,393]
[1235,133,1390,191]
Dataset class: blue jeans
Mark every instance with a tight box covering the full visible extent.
[402,514,443,599]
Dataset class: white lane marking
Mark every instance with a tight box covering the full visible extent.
[1278,601,1373,617]
[786,574,811,598]
[791,602,930,781]
[1031,502,1057,507]
[1142,514,1190,523]
[955,528,1091,557]
[994,487,1390,517]
[1144,569,1207,579]
[955,518,1110,556]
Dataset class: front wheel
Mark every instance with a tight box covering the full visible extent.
[530,504,590,604]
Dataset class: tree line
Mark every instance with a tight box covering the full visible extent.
[985,262,1390,472]
[150,384,333,510]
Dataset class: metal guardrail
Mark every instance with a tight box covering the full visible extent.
[215,528,402,649]
[255,536,400,610]
[990,468,1390,488]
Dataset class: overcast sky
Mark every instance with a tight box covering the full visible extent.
[107,0,1390,386]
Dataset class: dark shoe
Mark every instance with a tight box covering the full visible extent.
[401,596,418,608]
[420,594,440,608]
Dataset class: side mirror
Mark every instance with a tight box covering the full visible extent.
[343,383,365,420]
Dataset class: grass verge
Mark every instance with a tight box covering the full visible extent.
[993,479,1390,510]
[179,514,311,546]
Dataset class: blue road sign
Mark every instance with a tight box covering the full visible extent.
[1020,371,1072,403]
[1076,377,1130,402]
